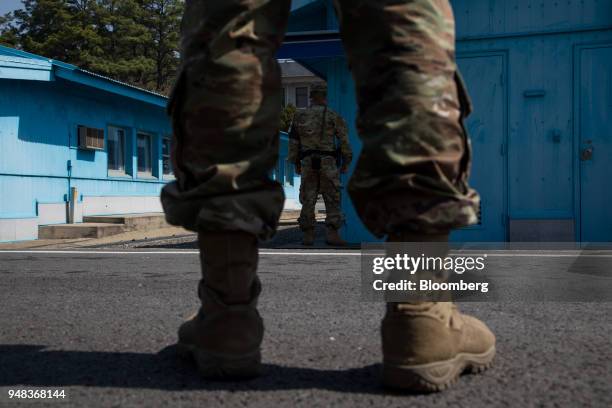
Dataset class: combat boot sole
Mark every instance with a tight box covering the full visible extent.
[383,345,495,392]
[177,342,262,380]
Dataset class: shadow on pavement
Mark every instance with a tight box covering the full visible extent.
[0,345,395,394]
[134,224,361,250]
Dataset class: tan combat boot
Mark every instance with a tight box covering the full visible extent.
[382,302,495,392]
[382,231,495,392]
[325,227,348,246]
[302,228,315,246]
[177,231,263,379]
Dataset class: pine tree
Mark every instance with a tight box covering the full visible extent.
[0,12,19,47]
[140,0,182,93]
[88,0,154,86]
[6,1,80,61]
[0,0,184,94]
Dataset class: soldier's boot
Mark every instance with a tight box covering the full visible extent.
[177,231,263,380]
[382,302,496,392]
[302,228,315,246]
[325,227,348,246]
[382,232,495,392]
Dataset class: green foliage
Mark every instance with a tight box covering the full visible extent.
[0,0,183,94]
[280,104,297,133]
[0,12,19,46]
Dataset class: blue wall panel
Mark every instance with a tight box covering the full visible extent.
[0,75,171,221]
[285,0,612,242]
[451,0,612,39]
[457,29,612,231]
[452,52,507,242]
[0,176,67,217]
[577,45,612,241]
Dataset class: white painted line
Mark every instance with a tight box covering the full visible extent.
[262,252,361,256]
[0,250,361,256]
[466,253,612,257]
[0,250,199,255]
[0,250,612,258]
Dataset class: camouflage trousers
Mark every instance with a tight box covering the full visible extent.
[298,156,343,231]
[161,0,479,240]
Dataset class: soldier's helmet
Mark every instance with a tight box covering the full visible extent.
[310,82,327,97]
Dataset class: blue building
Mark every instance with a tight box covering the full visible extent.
[0,45,174,241]
[2,0,611,243]
[275,132,301,211]
[280,0,612,242]
[0,45,301,242]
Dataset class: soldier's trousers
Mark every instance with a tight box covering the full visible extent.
[298,156,343,231]
[161,0,479,240]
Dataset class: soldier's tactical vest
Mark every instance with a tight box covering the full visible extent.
[299,106,340,170]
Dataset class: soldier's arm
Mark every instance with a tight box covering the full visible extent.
[335,115,352,172]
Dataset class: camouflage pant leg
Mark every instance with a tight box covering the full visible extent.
[298,156,344,231]
[297,161,319,231]
[319,156,344,229]
[334,0,480,237]
[160,0,292,241]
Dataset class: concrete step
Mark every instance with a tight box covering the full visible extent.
[83,213,169,231]
[40,210,325,239]
[39,223,127,239]
[39,213,169,239]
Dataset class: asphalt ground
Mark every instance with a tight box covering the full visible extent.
[102,224,348,250]
[0,249,611,407]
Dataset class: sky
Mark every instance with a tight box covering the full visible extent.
[0,0,23,16]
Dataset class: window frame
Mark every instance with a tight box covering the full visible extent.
[136,131,154,178]
[295,86,309,108]
[161,135,174,178]
[107,125,128,177]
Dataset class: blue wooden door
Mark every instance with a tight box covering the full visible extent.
[579,46,612,242]
[452,53,507,242]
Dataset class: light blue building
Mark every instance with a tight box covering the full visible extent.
[0,45,300,242]
[281,0,612,243]
[0,45,172,241]
[276,132,301,211]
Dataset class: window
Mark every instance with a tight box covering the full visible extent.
[281,86,287,107]
[162,136,173,176]
[295,86,308,108]
[137,132,152,176]
[107,126,126,174]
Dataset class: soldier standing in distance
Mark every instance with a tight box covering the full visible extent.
[288,83,352,246]
[161,0,496,392]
